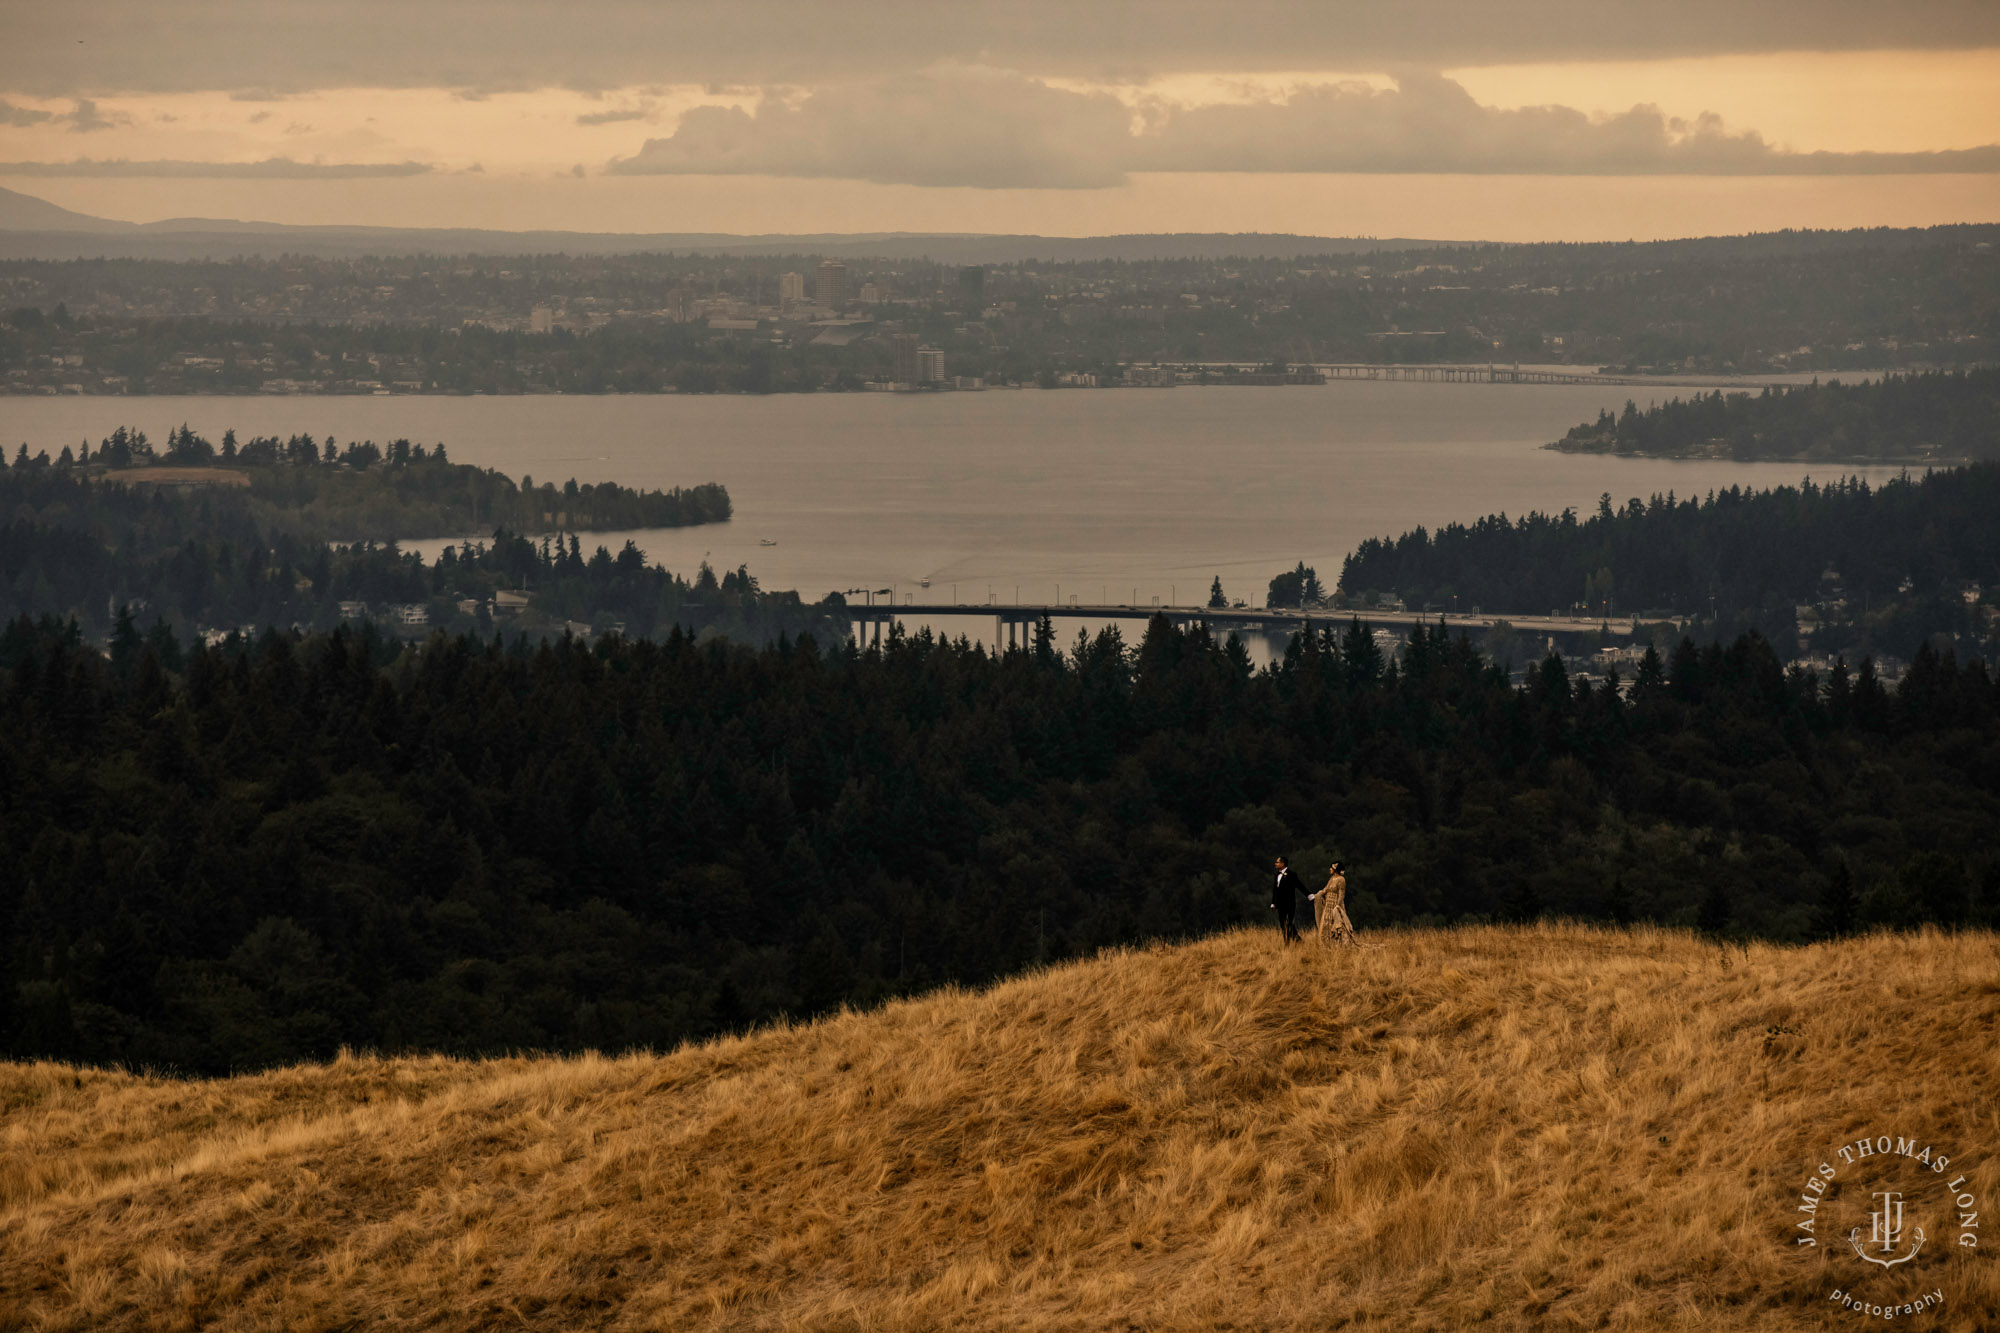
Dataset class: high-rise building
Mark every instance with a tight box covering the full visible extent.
[858,281,882,305]
[916,346,946,384]
[778,272,805,306]
[816,260,848,310]
[529,306,554,334]
[891,333,920,385]
[957,266,984,315]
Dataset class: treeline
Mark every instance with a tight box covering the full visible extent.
[3,611,1996,1074]
[0,465,820,643]
[9,424,730,542]
[1338,465,2000,660]
[1549,368,2000,462]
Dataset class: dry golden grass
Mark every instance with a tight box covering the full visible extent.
[3,923,1998,1331]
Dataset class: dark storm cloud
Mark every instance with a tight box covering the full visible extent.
[608,72,2000,187]
[0,158,433,177]
[5,1,1999,95]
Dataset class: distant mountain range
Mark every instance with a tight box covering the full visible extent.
[0,185,1448,262]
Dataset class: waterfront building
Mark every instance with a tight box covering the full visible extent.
[892,333,920,385]
[816,260,849,310]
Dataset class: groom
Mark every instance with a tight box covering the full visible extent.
[1271,855,1303,944]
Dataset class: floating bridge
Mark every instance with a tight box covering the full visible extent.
[843,602,1645,650]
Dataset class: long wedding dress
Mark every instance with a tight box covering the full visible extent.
[1312,874,1357,948]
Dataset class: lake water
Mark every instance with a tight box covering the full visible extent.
[3,387,1906,632]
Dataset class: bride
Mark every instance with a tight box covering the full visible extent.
[1309,861,1358,948]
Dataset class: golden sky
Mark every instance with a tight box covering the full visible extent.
[2,17,1996,238]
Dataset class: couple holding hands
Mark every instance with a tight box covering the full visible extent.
[1272,855,1357,948]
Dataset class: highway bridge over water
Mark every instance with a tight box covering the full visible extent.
[1187,361,1790,389]
[1317,363,1693,387]
[844,601,1651,650]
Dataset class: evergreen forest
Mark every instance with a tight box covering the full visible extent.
[0,436,801,642]
[1338,464,2000,661]
[4,611,1996,1074]
[1548,368,2000,462]
[9,424,730,543]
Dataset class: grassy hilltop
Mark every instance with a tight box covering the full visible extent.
[3,923,1998,1331]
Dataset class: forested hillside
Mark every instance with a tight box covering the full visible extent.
[0,444,788,641]
[1548,368,2000,462]
[4,612,1995,1074]
[1338,464,2000,659]
[8,424,730,542]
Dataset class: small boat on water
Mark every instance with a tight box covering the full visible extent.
[759,539,778,546]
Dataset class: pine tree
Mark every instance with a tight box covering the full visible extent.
[1033,613,1057,664]
[109,604,142,681]
[1901,852,1967,926]
[1814,857,1856,938]
[1698,877,1733,935]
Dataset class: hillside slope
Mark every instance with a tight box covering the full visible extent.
[3,924,1997,1331]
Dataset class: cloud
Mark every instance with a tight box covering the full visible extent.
[0,99,53,127]
[1138,73,2000,175]
[63,98,125,132]
[5,2,1997,96]
[608,68,1134,187]
[0,158,433,178]
[607,70,2000,187]
[576,106,650,126]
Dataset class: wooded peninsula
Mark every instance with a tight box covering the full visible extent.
[11,424,730,542]
[1,428,780,642]
[1548,367,2000,462]
[1336,463,1999,664]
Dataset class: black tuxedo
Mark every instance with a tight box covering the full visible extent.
[1271,867,1302,942]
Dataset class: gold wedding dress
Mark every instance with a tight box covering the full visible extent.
[1313,873,1357,948]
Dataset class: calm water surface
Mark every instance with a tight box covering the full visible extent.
[4,388,1905,611]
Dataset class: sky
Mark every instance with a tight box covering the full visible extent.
[1,1,1997,239]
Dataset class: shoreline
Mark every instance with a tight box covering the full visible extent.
[1543,442,1975,465]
